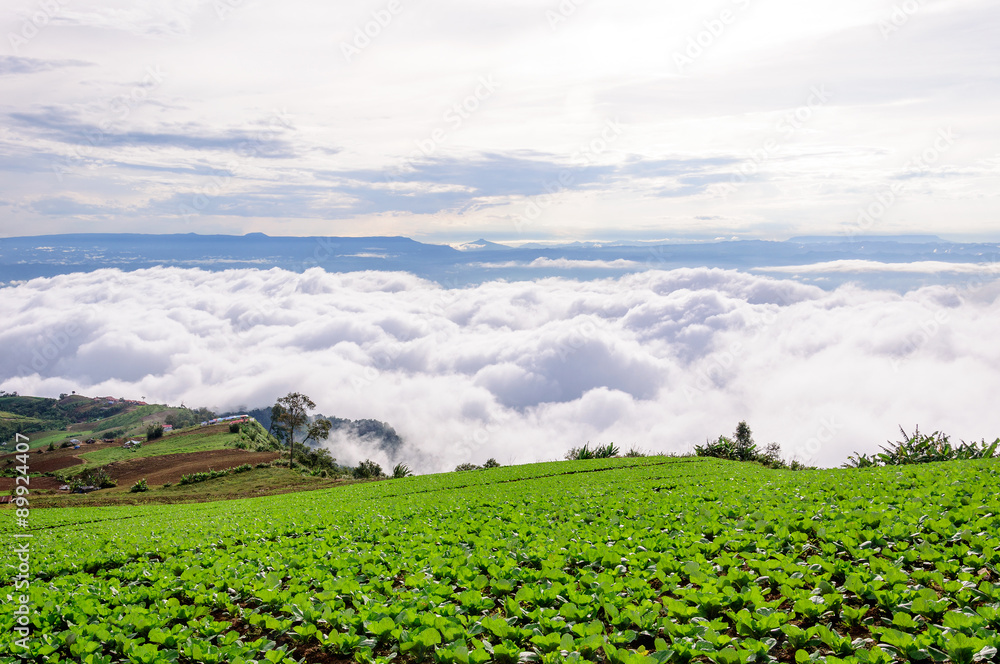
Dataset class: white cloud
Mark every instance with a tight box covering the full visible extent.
[2,266,1000,471]
[757,260,1000,274]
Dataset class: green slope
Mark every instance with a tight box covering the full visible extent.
[61,425,249,475]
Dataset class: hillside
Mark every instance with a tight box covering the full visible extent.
[2,456,998,663]
[0,413,294,504]
[0,393,201,450]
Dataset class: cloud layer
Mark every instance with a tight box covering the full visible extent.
[3,266,1000,470]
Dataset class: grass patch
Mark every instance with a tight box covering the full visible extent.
[0,428,95,451]
[64,425,244,474]
[77,403,171,436]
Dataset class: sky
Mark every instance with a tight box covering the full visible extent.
[3,266,1000,470]
[2,0,998,242]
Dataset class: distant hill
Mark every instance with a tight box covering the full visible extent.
[454,238,513,251]
[0,393,212,450]
[3,231,999,291]
[787,234,947,244]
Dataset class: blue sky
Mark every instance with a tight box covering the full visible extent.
[1,0,998,242]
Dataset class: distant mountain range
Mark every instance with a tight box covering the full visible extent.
[2,232,998,290]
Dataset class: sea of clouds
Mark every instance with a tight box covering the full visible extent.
[3,266,1000,471]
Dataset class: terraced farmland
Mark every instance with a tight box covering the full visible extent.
[2,457,999,663]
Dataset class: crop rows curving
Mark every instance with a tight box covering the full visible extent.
[2,457,999,664]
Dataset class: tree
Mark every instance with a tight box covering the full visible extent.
[305,417,332,446]
[271,392,332,464]
[272,393,309,463]
[733,421,757,461]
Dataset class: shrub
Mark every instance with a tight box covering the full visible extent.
[60,441,72,448]
[229,422,241,433]
[353,459,383,479]
[623,447,646,458]
[844,426,1000,468]
[47,442,55,451]
[130,478,149,493]
[178,464,252,485]
[483,458,501,469]
[146,424,164,441]
[71,468,117,492]
[454,463,480,472]
[179,468,228,485]
[566,443,619,460]
[696,422,795,469]
[392,463,413,478]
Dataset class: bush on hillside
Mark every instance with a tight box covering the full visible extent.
[844,426,999,468]
[353,459,383,479]
[71,468,116,492]
[146,424,164,440]
[130,478,149,493]
[565,442,619,460]
[696,421,798,470]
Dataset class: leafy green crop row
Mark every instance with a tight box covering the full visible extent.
[2,457,999,664]
[178,464,253,486]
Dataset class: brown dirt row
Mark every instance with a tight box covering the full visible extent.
[0,446,279,492]
[100,449,280,486]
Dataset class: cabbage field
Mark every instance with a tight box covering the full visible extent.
[2,456,1000,664]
